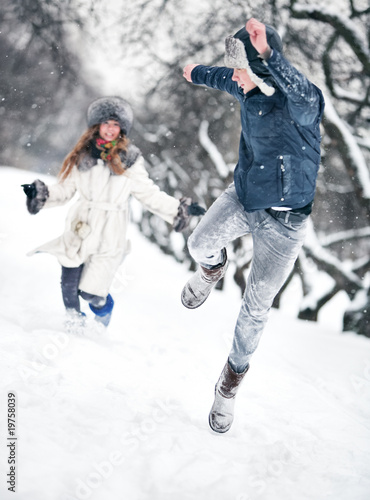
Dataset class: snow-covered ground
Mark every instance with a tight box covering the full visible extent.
[1,167,370,500]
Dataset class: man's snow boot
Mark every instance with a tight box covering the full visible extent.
[181,249,228,309]
[209,359,249,433]
[89,294,114,327]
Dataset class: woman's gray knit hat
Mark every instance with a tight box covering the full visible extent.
[87,96,134,135]
[224,25,283,96]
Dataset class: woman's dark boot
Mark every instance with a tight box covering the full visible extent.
[209,360,249,433]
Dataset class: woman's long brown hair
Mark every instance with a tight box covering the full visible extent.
[58,124,130,181]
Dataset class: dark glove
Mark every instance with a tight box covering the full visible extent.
[173,197,206,232]
[186,201,206,216]
[21,179,49,214]
[21,183,37,199]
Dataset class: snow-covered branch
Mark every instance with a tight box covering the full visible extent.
[333,84,368,104]
[320,226,370,247]
[303,218,364,294]
[198,120,229,179]
[134,122,171,143]
[291,3,370,72]
[323,94,370,201]
[356,136,370,151]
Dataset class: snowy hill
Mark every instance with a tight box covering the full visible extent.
[0,166,370,500]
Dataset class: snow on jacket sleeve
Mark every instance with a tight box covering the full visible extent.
[191,65,239,98]
[43,169,77,209]
[264,50,324,126]
[126,156,180,224]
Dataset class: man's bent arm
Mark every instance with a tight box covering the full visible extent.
[264,50,324,126]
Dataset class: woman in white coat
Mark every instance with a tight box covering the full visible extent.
[22,96,204,327]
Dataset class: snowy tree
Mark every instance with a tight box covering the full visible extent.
[109,0,370,336]
[286,0,370,336]
[0,0,97,173]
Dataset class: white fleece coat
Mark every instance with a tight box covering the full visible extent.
[29,156,180,297]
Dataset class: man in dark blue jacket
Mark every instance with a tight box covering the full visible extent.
[181,18,325,433]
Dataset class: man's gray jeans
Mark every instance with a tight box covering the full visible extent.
[187,184,308,373]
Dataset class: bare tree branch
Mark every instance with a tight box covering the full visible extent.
[322,96,370,206]
[290,3,370,74]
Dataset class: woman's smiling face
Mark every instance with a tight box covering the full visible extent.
[99,120,121,141]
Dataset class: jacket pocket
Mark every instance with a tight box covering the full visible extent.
[277,155,305,201]
[277,155,292,201]
[248,100,279,138]
[71,218,91,240]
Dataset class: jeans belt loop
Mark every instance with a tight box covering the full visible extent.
[285,212,290,223]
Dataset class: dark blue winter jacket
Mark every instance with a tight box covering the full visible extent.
[191,50,325,212]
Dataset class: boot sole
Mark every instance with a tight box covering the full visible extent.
[208,413,231,433]
[180,286,211,309]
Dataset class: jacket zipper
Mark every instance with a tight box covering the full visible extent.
[279,155,286,202]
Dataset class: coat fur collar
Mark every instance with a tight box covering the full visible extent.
[78,144,141,173]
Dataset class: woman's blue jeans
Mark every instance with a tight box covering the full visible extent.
[187,184,308,373]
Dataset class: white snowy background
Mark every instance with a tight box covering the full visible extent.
[0,167,370,500]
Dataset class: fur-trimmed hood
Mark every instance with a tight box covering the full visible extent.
[224,25,283,96]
